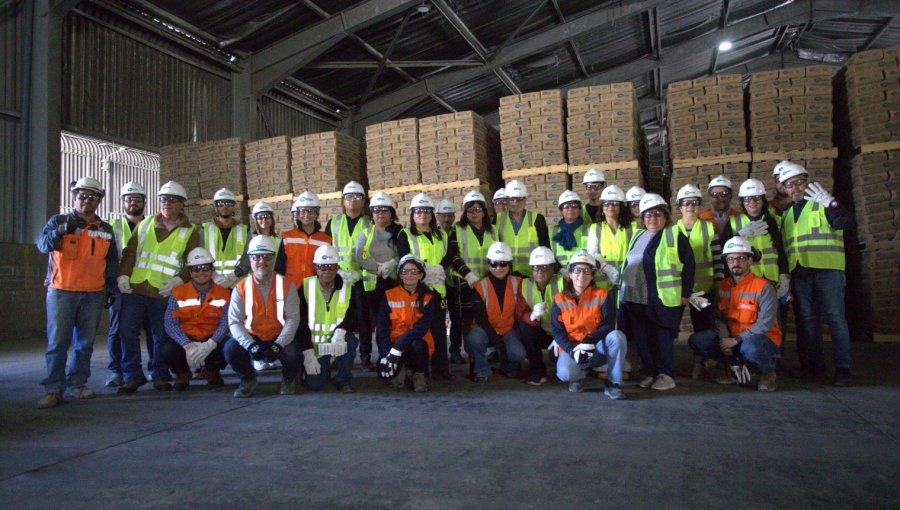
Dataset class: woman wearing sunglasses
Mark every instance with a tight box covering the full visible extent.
[586,185,634,291]
[619,193,695,392]
[233,201,280,290]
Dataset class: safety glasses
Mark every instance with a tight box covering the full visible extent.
[190,264,213,273]
[489,261,510,268]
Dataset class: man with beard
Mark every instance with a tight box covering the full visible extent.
[203,188,248,289]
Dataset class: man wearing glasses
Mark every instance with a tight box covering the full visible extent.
[495,180,550,278]
[116,180,200,394]
[777,161,855,386]
[36,177,117,409]
[581,167,607,226]
[700,175,740,238]
[202,188,248,289]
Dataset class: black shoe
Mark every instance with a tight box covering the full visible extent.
[832,368,851,387]
[449,352,465,364]
[173,382,190,392]
[360,357,375,372]
[336,382,356,394]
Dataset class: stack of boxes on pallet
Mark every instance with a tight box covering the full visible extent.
[245,136,293,233]
[498,90,566,170]
[291,131,367,228]
[418,111,500,185]
[365,118,419,191]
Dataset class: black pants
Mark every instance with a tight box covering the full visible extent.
[430,294,450,377]
[354,279,373,360]
[518,322,550,378]
[402,338,430,373]
[446,284,471,355]
[689,291,714,332]
[158,337,227,376]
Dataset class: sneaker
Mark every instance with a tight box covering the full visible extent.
[412,372,428,392]
[279,378,297,395]
[233,378,258,398]
[336,381,356,394]
[758,371,777,392]
[154,382,173,392]
[105,372,123,387]
[37,392,62,409]
[832,368,851,387]
[691,361,707,380]
[568,381,583,393]
[390,366,408,390]
[67,386,96,399]
[638,376,655,389]
[651,374,676,391]
[604,384,627,400]
[116,378,146,395]
[202,367,225,387]
[526,375,548,386]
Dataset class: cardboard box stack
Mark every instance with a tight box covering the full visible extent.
[497,170,571,224]
[365,118,420,190]
[749,158,834,197]
[498,90,566,170]
[160,141,202,219]
[748,66,833,152]
[245,136,292,230]
[669,163,749,205]
[666,74,747,160]
[291,131,365,195]
[840,46,900,147]
[418,111,500,186]
[566,82,640,165]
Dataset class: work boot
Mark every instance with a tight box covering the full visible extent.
[154,381,173,392]
[202,367,225,387]
[449,352,465,364]
[116,378,146,395]
[37,392,62,409]
[691,361,707,380]
[412,372,428,392]
[832,368,851,387]
[279,378,297,395]
[758,371,777,392]
[105,372,123,387]
[233,378,258,398]
[67,386,96,400]
[173,373,191,392]
[390,366,408,390]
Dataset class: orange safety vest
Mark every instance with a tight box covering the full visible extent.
[554,285,607,344]
[236,274,289,341]
[473,276,521,336]
[385,286,435,355]
[717,272,782,346]
[170,282,230,340]
[699,208,739,238]
[281,229,332,288]
[50,220,114,292]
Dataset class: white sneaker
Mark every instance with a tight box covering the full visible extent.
[651,374,676,390]
[67,386,96,399]
[639,376,655,388]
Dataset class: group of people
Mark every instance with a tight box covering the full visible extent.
[36,158,855,408]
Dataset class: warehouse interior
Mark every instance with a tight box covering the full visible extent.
[1,0,899,507]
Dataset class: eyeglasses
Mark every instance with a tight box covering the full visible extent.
[570,266,594,275]
[601,201,621,208]
[190,264,213,273]
[215,200,236,207]
[76,192,100,202]
[371,207,391,214]
[584,183,605,191]
[710,191,732,199]
[294,208,317,215]
[509,197,526,203]
[643,210,666,219]
[489,261,510,268]
[725,255,750,263]
[741,196,764,203]
[680,200,700,207]
[467,206,484,213]
[249,254,274,262]
[532,265,552,272]
[783,178,808,189]
[159,196,181,204]
[255,213,273,220]
[317,264,339,271]
[123,197,144,204]
[561,203,581,210]
[628,201,641,208]
[398,268,421,276]
[343,194,364,201]
[493,200,509,205]
[411,208,433,215]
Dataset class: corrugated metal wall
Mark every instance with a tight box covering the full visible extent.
[0,0,25,243]
[256,93,338,139]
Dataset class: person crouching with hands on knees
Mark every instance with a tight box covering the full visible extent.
[377,255,435,392]
[689,236,782,391]
[550,251,627,400]
[160,247,231,390]
[225,236,302,398]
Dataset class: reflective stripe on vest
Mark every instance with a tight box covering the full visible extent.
[476,276,521,335]
[403,228,448,297]
[305,276,352,355]
[111,217,134,258]
[359,225,380,292]
[131,218,192,289]
[203,222,247,273]
[677,219,714,292]
[497,211,538,276]
[626,227,683,307]
[553,285,607,344]
[551,222,589,267]
[172,282,230,340]
[244,275,285,330]
[331,214,371,271]
[781,201,845,271]
[456,224,496,279]
[386,286,435,355]
[592,221,633,289]
[717,273,782,346]
[731,215,780,282]
[523,276,562,333]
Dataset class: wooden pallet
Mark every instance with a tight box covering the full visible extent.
[857,140,900,154]
[501,164,568,179]
[567,160,640,174]
[367,183,424,196]
[671,152,752,169]
[752,148,837,162]
[247,194,292,206]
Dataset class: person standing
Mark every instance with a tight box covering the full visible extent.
[625,186,646,230]
[492,188,509,220]
[674,184,723,335]
[700,176,740,239]
[581,167,607,227]
[495,180,550,278]
[36,177,117,408]
[203,188,248,289]
[585,185,633,291]
[276,191,332,289]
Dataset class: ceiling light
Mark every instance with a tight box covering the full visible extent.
[718,41,733,52]
[416,4,431,14]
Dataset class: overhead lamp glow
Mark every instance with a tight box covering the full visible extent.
[718,41,733,52]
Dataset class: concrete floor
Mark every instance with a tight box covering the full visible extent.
[0,337,898,509]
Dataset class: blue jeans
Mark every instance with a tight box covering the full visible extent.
[106,292,152,374]
[118,293,171,383]
[465,327,526,378]
[689,330,780,373]
[622,301,678,377]
[792,269,850,370]
[224,337,302,381]
[304,333,360,391]
[556,330,627,384]
[42,288,104,394]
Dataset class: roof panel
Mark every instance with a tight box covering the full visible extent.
[658,0,720,47]
[438,73,510,114]
[575,13,649,74]
[351,7,475,63]
[454,0,558,52]
[505,45,582,92]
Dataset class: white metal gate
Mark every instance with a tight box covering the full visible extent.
[60,132,160,220]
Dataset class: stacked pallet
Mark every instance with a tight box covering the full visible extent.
[669,163,750,205]
[566,82,640,165]
[667,74,747,160]
[840,46,900,147]
[498,90,566,170]
[365,118,419,190]
[291,131,366,195]
[160,141,201,199]
[496,167,571,224]
[749,66,833,153]
[418,111,500,186]
[748,158,834,196]
[851,151,900,247]
[245,136,291,200]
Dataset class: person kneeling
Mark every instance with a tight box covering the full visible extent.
[550,251,627,400]
[688,236,781,391]
[161,248,231,390]
[377,255,435,392]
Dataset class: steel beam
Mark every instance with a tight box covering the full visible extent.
[863,16,896,49]
[309,60,485,69]
[357,8,413,108]
[647,7,661,60]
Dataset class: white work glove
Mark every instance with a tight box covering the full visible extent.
[738,219,768,238]
[302,348,321,375]
[465,272,480,287]
[117,275,133,294]
[158,277,183,298]
[530,302,547,322]
[183,342,203,370]
[571,343,596,364]
[777,274,791,299]
[559,268,569,279]
[729,360,752,384]
[338,269,361,284]
[600,263,620,285]
[423,265,445,287]
[330,328,348,357]
[213,271,238,288]
[804,182,835,208]
[377,259,398,278]
[689,291,710,311]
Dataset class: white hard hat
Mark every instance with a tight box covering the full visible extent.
[185,247,215,266]
[722,236,753,255]
[410,193,435,209]
[505,179,527,198]
[775,160,808,184]
[558,190,581,207]
[583,168,606,184]
[247,235,277,255]
[639,193,668,214]
[739,178,766,198]
[529,246,556,266]
[252,201,274,216]
[158,180,187,200]
[625,186,646,202]
[397,254,425,273]
[369,191,394,209]
[707,175,733,191]
[120,181,145,197]
[493,189,508,201]
[486,241,513,262]
[600,185,625,202]
[436,199,455,214]
[313,244,340,265]
[567,251,596,271]
[463,190,486,207]
[73,176,105,196]
[676,184,703,203]
[292,190,321,211]
[342,181,365,196]
[213,188,236,202]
